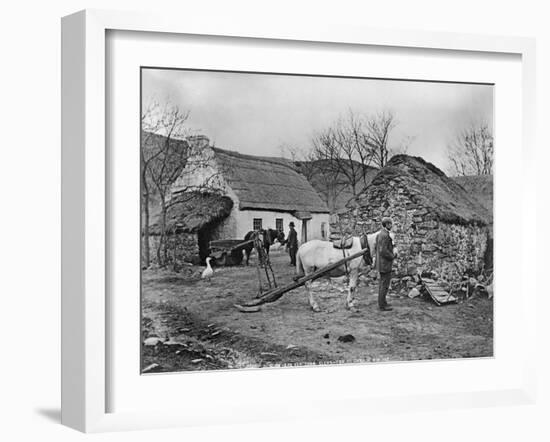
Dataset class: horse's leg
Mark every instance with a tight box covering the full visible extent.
[245,247,250,266]
[305,281,321,312]
[302,266,321,312]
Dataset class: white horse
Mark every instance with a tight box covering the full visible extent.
[295,232,380,312]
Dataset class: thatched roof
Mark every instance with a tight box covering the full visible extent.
[149,192,233,235]
[212,147,329,213]
[452,175,493,222]
[356,155,490,225]
[141,130,189,158]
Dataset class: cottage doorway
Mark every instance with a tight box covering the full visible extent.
[301,220,308,243]
[293,211,312,244]
[198,224,217,263]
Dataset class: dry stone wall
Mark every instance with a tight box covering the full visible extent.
[333,176,489,284]
[145,233,199,268]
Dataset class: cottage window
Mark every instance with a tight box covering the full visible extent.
[253,218,262,231]
[276,218,283,232]
[321,222,327,239]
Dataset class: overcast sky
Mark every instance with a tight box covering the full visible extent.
[142,68,493,173]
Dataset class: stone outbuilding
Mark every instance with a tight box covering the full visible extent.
[149,192,234,265]
[336,155,492,283]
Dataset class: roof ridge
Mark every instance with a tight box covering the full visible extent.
[211,146,296,169]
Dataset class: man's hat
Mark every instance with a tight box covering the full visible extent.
[289,222,295,227]
[381,217,393,227]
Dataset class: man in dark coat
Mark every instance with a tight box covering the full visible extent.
[286,221,299,266]
[375,217,396,311]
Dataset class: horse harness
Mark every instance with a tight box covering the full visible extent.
[331,234,373,283]
[338,234,371,282]
[360,234,373,266]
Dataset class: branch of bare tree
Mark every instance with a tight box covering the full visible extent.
[447,121,493,176]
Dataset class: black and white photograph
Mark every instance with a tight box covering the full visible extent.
[140,68,494,374]
[4,0,549,439]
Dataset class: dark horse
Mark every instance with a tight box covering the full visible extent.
[243,228,285,265]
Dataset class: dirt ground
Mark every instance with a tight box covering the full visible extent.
[141,249,493,373]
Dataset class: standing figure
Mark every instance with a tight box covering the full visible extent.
[286,222,299,266]
[375,217,397,311]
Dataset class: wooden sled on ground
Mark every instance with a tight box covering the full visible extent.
[418,277,457,305]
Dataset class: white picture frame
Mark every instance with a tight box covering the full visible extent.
[61,9,537,433]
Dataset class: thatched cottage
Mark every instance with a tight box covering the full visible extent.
[336,155,492,282]
[159,135,330,261]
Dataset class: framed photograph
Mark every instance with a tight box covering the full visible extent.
[62,9,536,432]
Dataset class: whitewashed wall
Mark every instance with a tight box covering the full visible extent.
[171,146,229,197]
[207,205,330,242]
[233,210,330,243]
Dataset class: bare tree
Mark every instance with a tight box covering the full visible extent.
[308,136,348,210]
[363,110,407,168]
[141,102,165,268]
[447,121,493,176]
[332,111,374,192]
[141,102,229,268]
[141,102,192,267]
[302,110,412,211]
[140,130,158,268]
[311,111,375,199]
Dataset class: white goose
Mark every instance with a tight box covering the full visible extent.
[201,257,214,280]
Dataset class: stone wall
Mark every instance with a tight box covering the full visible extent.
[210,209,238,241]
[145,233,199,268]
[333,196,489,283]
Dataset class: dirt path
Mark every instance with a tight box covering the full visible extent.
[141,249,493,373]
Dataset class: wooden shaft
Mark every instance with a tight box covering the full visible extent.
[269,262,277,287]
[242,247,370,306]
[255,259,263,294]
[210,238,253,251]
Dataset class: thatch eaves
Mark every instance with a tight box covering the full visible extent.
[149,192,233,235]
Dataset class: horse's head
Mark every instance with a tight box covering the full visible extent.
[257,229,266,244]
[262,228,284,246]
